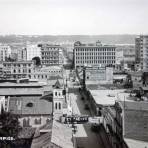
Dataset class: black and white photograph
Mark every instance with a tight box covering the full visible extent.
[0,0,148,148]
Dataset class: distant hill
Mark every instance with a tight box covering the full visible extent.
[0,35,137,44]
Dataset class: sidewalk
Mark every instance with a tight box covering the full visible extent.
[79,89,95,116]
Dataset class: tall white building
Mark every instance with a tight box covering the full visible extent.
[0,44,11,61]
[74,41,116,68]
[26,44,41,60]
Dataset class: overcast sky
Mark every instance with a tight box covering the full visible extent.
[0,0,147,35]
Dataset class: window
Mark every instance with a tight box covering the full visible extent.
[34,118,41,125]
[59,103,61,110]
[55,92,57,96]
[55,103,57,109]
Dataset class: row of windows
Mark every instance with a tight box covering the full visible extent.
[55,102,61,110]
[41,52,59,56]
[4,64,32,67]
[55,92,62,96]
[42,61,59,64]
[76,52,115,55]
[32,73,61,79]
[13,69,31,73]
[41,47,60,51]
[76,56,115,59]
[75,48,116,52]
[23,118,50,127]
[42,57,58,60]
[76,60,115,64]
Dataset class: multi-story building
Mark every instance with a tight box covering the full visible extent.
[116,46,135,71]
[26,44,41,60]
[0,44,11,61]
[135,36,141,63]
[76,66,113,85]
[1,61,35,79]
[73,41,116,68]
[135,35,148,72]
[17,47,27,61]
[39,44,61,66]
[31,66,63,81]
[59,48,64,65]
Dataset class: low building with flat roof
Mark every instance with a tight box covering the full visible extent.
[87,88,128,115]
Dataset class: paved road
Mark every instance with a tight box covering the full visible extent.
[68,84,105,148]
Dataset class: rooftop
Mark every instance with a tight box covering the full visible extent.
[125,138,148,148]
[89,89,129,106]
[0,88,43,96]
[51,120,73,148]
[0,81,46,88]
[9,96,52,115]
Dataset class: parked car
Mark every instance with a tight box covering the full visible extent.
[91,124,100,133]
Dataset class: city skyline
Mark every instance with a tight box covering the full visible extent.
[0,0,148,35]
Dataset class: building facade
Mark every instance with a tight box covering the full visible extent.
[39,44,61,66]
[0,44,11,61]
[135,35,148,72]
[1,61,35,79]
[73,41,116,68]
[31,66,63,81]
[115,46,135,71]
[26,44,41,61]
[17,48,27,61]
[76,66,113,85]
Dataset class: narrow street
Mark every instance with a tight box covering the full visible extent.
[67,77,106,148]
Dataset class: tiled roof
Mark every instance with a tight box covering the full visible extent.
[9,96,52,115]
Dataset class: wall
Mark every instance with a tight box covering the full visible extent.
[124,109,148,141]
[19,115,51,128]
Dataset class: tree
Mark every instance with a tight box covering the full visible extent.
[32,56,41,66]
[0,111,22,138]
